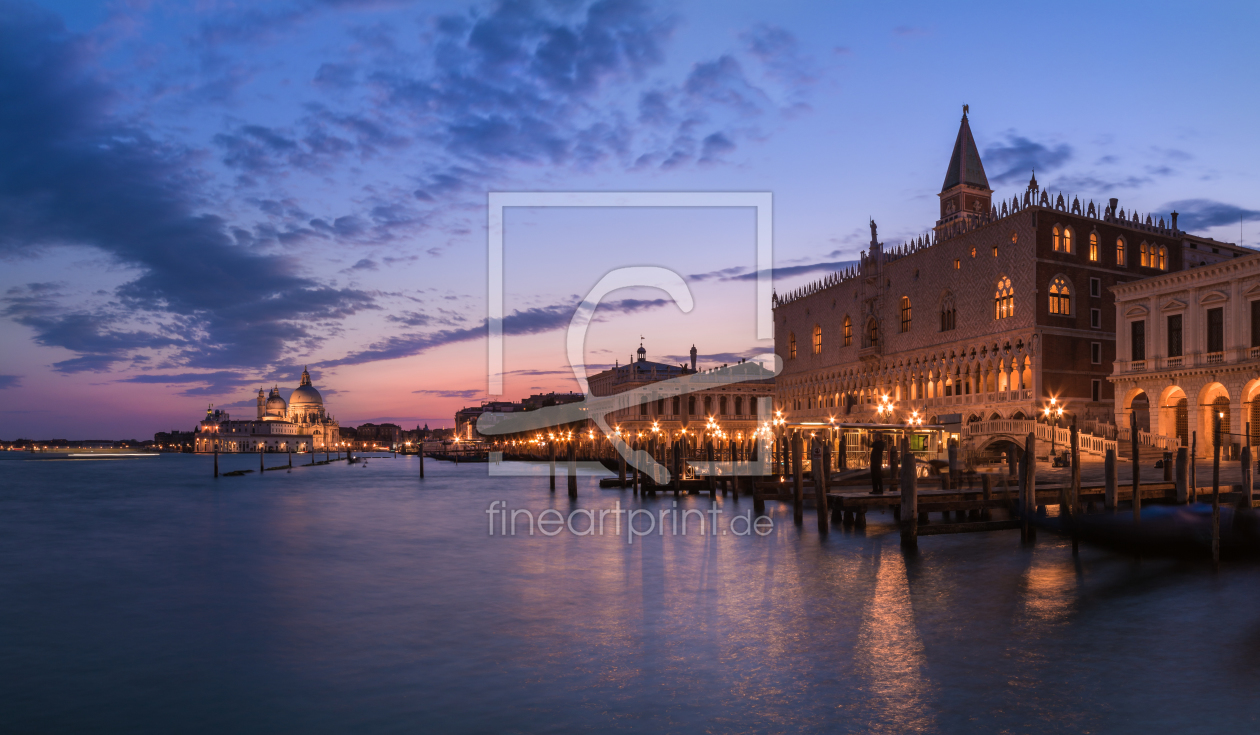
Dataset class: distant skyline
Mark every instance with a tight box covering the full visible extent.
[2,0,1259,438]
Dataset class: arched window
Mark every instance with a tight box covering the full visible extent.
[1158,245,1168,270]
[788,332,796,360]
[1063,227,1073,253]
[900,297,912,332]
[843,316,852,346]
[1049,276,1072,315]
[867,318,879,346]
[994,277,1014,319]
[1140,242,1150,267]
[1116,237,1126,266]
[812,324,822,354]
[1089,232,1099,261]
[940,293,956,331]
[1053,226,1062,251]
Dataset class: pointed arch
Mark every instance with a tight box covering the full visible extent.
[1048,274,1074,316]
[994,276,1014,319]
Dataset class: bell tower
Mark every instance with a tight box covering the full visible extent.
[936,106,992,234]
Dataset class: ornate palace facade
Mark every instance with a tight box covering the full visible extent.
[772,112,1249,431]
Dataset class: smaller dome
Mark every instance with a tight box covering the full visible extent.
[266,395,287,410]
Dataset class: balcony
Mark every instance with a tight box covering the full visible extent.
[1127,360,1146,372]
[1166,356,1182,368]
[1204,351,1224,366]
[858,338,881,363]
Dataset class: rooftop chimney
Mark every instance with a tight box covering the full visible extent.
[1170,211,1179,231]
[1108,198,1119,221]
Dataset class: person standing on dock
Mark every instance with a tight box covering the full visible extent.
[870,434,886,495]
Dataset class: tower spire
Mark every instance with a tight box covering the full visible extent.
[936,108,993,237]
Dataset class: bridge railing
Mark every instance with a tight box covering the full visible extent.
[964,420,1117,458]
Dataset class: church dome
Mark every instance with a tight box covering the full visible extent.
[291,384,322,406]
[290,366,323,406]
[266,394,287,411]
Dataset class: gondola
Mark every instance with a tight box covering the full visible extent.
[1025,502,1260,558]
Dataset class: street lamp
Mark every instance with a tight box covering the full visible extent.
[876,394,895,421]
[1043,397,1065,457]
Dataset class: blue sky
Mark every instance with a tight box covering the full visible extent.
[1,0,1258,438]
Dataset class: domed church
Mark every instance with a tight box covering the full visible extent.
[195,367,340,453]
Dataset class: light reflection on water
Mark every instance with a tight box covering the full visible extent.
[3,454,1260,734]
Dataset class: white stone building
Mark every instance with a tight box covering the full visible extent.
[1111,253,1260,457]
[194,367,340,452]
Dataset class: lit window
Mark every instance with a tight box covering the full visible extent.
[1158,245,1168,270]
[954,259,961,270]
[1011,232,1018,244]
[843,316,852,346]
[1140,242,1150,267]
[1089,233,1099,261]
[812,324,822,354]
[900,297,912,333]
[788,332,796,359]
[994,277,1014,320]
[1049,276,1072,315]
[1116,237,1126,266]
[1053,226,1062,251]
[970,247,977,258]
[1063,228,1073,253]
[993,245,998,257]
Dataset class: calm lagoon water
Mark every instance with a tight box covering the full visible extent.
[3,453,1260,733]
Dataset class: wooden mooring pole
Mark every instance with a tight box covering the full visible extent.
[980,473,992,520]
[419,447,425,479]
[1190,432,1198,502]
[673,440,682,497]
[707,439,716,499]
[632,438,640,496]
[549,441,556,492]
[814,438,829,535]
[1242,445,1254,509]
[567,440,578,499]
[792,432,804,526]
[1104,448,1117,511]
[213,443,219,478]
[899,437,917,549]
[947,441,959,490]
[1023,432,1036,543]
[260,446,264,474]
[1130,410,1141,523]
[618,446,627,488]
[1213,413,1221,566]
[1070,419,1080,555]
[1175,447,1187,504]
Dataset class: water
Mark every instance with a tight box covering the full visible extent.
[3,454,1260,733]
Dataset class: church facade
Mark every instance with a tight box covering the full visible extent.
[194,368,341,452]
[772,112,1250,432]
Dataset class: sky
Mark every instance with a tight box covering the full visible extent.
[1,0,1258,439]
